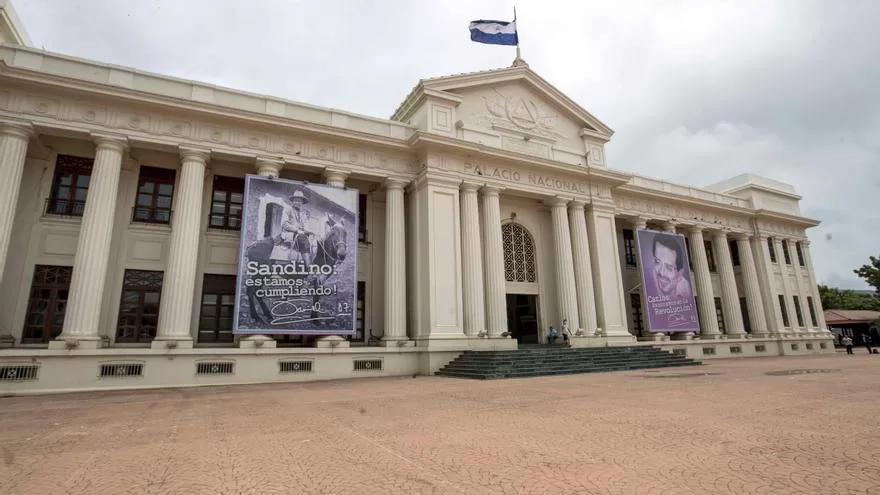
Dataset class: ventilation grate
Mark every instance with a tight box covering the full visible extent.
[672,348,686,356]
[730,346,742,354]
[702,347,716,356]
[755,344,767,352]
[820,343,827,349]
[806,343,815,350]
[99,363,144,378]
[353,359,383,372]
[791,344,800,351]
[279,360,313,374]
[196,361,234,375]
[0,364,39,382]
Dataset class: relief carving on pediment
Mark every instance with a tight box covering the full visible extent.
[472,89,567,143]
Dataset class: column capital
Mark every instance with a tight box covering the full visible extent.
[0,120,34,140]
[460,180,482,193]
[686,225,704,235]
[385,177,408,191]
[546,196,570,208]
[255,156,283,177]
[732,232,751,242]
[662,221,678,233]
[568,199,587,210]
[323,167,349,185]
[480,185,501,197]
[179,146,211,163]
[632,216,647,229]
[711,229,730,241]
[91,133,128,152]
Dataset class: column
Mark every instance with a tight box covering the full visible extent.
[687,228,721,339]
[323,167,348,188]
[754,235,785,333]
[790,241,817,333]
[53,135,127,348]
[314,168,351,345]
[549,198,580,333]
[460,182,486,337]
[713,231,745,337]
[239,157,284,348]
[801,241,829,332]
[568,201,597,335]
[481,186,507,337]
[153,148,210,347]
[382,178,407,342]
[586,205,632,339]
[776,238,799,334]
[735,234,769,337]
[0,121,32,284]
[663,221,677,234]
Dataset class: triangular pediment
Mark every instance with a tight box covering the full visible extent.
[392,64,613,142]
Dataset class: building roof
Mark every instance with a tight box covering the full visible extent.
[824,309,880,325]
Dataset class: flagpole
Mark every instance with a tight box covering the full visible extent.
[514,6,521,60]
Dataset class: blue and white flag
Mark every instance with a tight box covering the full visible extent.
[469,20,518,46]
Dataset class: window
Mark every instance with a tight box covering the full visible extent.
[793,295,805,327]
[729,240,740,266]
[739,296,751,333]
[630,293,644,337]
[133,166,176,224]
[714,297,725,331]
[358,194,367,243]
[767,237,777,263]
[778,294,790,327]
[807,296,818,327]
[356,281,365,340]
[46,155,93,217]
[209,176,244,230]
[21,265,72,343]
[781,240,792,265]
[795,241,805,266]
[116,270,164,343]
[704,240,717,272]
[502,223,537,282]
[623,229,637,266]
[198,274,236,343]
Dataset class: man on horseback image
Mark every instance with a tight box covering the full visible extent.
[277,189,318,265]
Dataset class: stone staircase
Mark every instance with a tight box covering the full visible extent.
[435,345,702,380]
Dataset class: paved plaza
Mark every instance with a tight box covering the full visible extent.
[1,353,878,494]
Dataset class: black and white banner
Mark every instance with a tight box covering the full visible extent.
[233,174,358,335]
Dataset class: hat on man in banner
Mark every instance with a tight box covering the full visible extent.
[288,190,309,204]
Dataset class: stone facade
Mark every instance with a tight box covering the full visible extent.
[0,8,834,394]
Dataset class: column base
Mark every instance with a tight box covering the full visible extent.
[48,336,104,350]
[699,333,723,340]
[570,336,609,348]
[239,334,278,349]
[150,338,194,350]
[380,337,415,348]
[314,335,350,348]
[726,332,748,340]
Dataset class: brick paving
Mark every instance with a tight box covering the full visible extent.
[1,354,879,495]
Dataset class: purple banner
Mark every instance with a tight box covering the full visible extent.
[635,229,700,333]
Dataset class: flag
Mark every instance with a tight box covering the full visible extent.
[468,20,518,46]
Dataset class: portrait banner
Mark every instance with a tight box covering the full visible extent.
[635,229,700,333]
[233,174,358,335]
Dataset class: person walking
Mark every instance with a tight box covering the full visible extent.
[863,334,873,354]
[841,335,853,355]
[547,326,558,345]
[561,319,573,348]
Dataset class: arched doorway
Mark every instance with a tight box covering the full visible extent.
[502,222,541,344]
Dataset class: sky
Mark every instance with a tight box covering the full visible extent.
[14,0,879,290]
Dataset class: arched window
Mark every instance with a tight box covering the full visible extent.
[502,223,537,283]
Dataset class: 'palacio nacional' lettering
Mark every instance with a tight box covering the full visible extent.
[463,163,587,194]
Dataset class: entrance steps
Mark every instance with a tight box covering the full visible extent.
[435,345,701,380]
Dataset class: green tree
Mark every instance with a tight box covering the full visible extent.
[818,284,880,311]
[854,256,880,294]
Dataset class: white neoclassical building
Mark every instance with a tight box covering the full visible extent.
[0,4,833,394]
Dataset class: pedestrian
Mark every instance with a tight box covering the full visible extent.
[864,334,873,354]
[841,335,853,355]
[561,319,573,348]
[547,326,558,345]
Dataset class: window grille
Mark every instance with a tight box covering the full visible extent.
[502,223,537,282]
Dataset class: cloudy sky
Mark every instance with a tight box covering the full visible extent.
[14,0,879,290]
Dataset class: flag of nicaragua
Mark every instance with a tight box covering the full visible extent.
[469,19,518,46]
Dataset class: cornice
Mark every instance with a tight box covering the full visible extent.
[754,209,820,228]
[617,184,755,218]
[724,183,803,200]
[0,61,414,152]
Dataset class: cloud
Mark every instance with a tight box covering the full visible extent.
[12,0,879,289]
